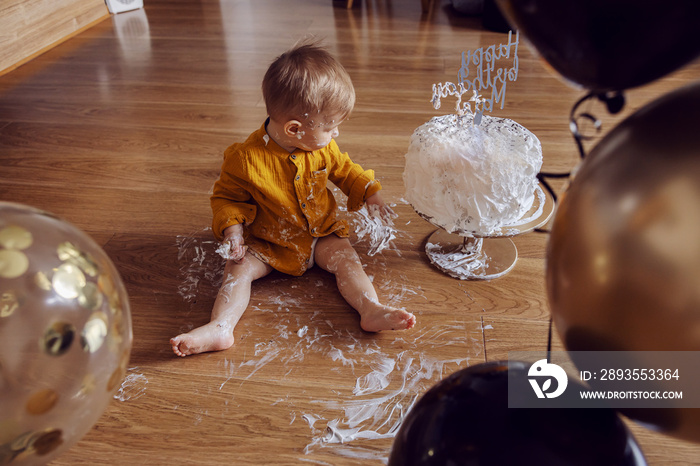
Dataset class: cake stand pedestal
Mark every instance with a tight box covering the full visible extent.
[420,183,555,280]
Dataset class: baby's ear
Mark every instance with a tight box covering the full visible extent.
[283,120,303,137]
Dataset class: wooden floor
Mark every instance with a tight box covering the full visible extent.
[2,0,699,464]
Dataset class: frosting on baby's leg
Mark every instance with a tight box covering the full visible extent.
[314,235,416,332]
[171,253,272,357]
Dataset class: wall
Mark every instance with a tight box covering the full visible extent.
[0,0,109,75]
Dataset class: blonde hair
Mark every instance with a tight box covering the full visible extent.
[262,41,355,123]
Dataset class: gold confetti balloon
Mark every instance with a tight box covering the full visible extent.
[0,202,133,464]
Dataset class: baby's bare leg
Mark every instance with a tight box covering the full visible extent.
[171,253,272,357]
[314,235,416,332]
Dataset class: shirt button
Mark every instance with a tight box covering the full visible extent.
[291,154,297,160]
[301,203,306,209]
[295,175,300,181]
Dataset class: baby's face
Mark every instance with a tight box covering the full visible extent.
[295,112,345,151]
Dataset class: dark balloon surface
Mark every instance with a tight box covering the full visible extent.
[389,361,646,465]
[495,0,700,91]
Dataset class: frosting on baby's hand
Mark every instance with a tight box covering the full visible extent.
[216,241,247,262]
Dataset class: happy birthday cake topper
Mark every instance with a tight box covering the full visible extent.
[431,30,520,125]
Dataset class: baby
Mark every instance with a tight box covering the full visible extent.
[171,41,416,357]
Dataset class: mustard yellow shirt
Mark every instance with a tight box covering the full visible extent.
[211,120,382,276]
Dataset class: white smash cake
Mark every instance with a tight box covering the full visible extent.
[403,113,543,235]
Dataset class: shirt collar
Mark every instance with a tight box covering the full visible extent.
[257,118,311,157]
[245,118,284,157]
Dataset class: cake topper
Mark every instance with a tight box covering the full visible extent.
[431,30,520,125]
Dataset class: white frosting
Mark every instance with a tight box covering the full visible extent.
[403,114,542,235]
[352,204,397,256]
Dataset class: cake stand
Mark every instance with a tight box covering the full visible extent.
[416,183,555,280]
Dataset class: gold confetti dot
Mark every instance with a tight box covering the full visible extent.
[52,263,86,299]
[58,242,97,277]
[81,312,108,353]
[78,373,96,396]
[0,225,33,250]
[9,431,32,453]
[0,291,20,318]
[107,366,126,392]
[41,322,75,356]
[112,307,126,336]
[57,242,79,262]
[33,429,63,456]
[25,389,59,415]
[108,295,122,316]
[98,274,115,296]
[78,282,103,310]
[0,249,29,279]
[109,320,124,349]
[99,273,124,316]
[35,271,53,291]
[119,347,130,369]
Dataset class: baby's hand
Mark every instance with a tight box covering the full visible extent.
[365,193,397,221]
[218,224,247,262]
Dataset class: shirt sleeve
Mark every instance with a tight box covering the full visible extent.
[325,140,383,212]
[210,144,258,240]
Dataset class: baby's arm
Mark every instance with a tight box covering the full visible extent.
[325,140,385,211]
[211,144,257,242]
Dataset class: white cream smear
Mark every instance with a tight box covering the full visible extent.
[352,204,397,256]
[176,230,220,305]
[175,207,483,462]
[215,241,233,259]
[114,368,148,402]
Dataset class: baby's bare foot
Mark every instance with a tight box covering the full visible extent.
[170,322,235,357]
[360,306,416,332]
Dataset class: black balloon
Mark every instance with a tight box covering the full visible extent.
[389,361,646,466]
[494,0,700,92]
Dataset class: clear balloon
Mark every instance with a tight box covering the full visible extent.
[389,361,645,465]
[546,81,700,441]
[495,0,700,91]
[0,202,133,464]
